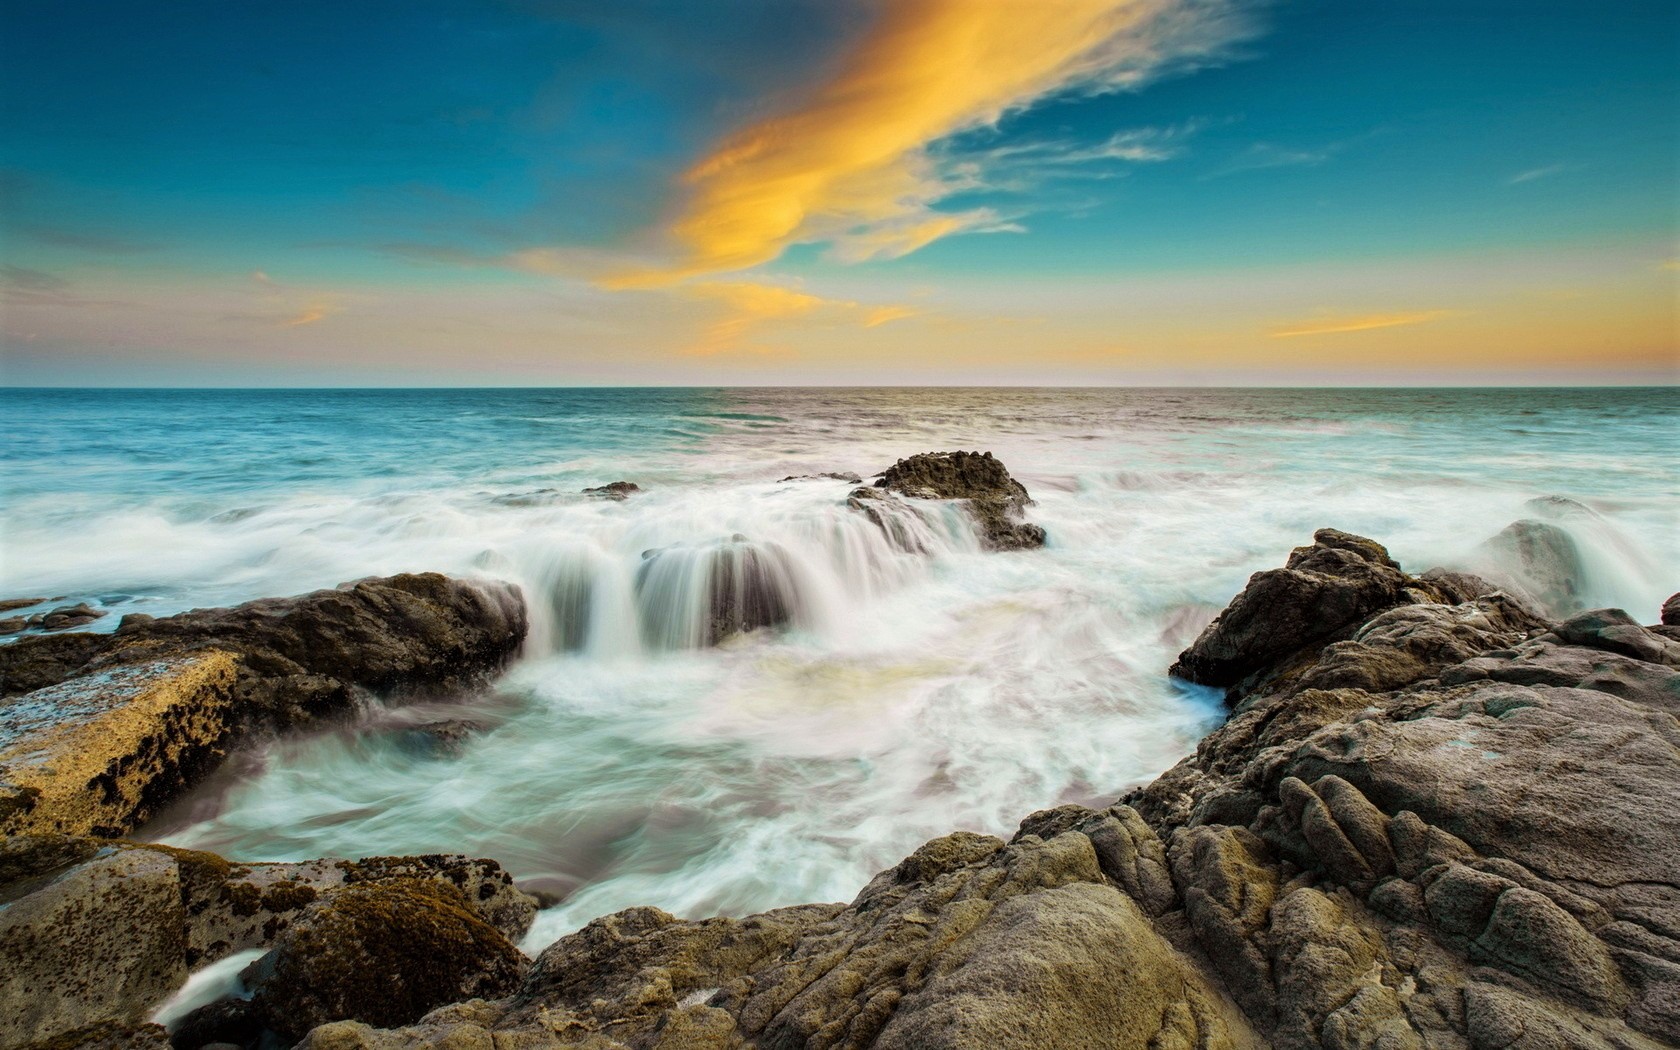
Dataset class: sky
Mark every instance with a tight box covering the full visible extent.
[0,0,1675,386]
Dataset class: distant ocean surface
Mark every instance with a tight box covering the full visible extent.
[3,387,1676,947]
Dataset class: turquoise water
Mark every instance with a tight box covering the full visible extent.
[2,387,1675,945]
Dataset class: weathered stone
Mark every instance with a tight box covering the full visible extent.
[0,847,185,1048]
[249,879,527,1040]
[1171,529,1412,691]
[0,653,237,837]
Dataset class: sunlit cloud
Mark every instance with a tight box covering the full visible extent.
[608,0,1257,285]
[681,279,916,354]
[1269,309,1459,339]
[281,304,337,327]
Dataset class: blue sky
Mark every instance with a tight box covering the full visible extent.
[1,0,1675,384]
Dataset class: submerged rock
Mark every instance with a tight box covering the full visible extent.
[780,471,862,483]
[582,481,640,501]
[635,537,800,647]
[861,451,1046,551]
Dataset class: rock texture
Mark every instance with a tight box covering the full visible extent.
[852,451,1046,551]
[247,879,528,1040]
[584,482,641,501]
[0,836,536,1050]
[0,574,525,837]
[279,528,1677,1050]
[0,654,238,837]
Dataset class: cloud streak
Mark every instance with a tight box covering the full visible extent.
[682,279,915,354]
[610,0,1256,285]
[1269,309,1458,339]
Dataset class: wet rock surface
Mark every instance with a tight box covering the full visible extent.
[276,527,1678,1049]
[583,481,641,501]
[0,654,238,837]
[0,836,536,1050]
[0,574,525,837]
[247,879,527,1040]
[854,451,1046,551]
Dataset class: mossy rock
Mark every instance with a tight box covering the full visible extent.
[249,877,526,1039]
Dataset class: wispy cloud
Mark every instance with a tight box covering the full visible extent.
[1507,163,1567,185]
[250,270,345,328]
[17,223,161,254]
[1269,309,1459,339]
[605,0,1259,285]
[1205,140,1338,179]
[681,279,916,354]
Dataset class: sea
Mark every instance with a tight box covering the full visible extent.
[2,386,1675,950]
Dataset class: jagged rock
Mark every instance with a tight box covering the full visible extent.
[0,845,186,1048]
[582,481,640,501]
[1477,518,1587,618]
[247,879,527,1040]
[0,654,238,837]
[864,451,1046,551]
[1664,592,1680,626]
[1170,529,1412,692]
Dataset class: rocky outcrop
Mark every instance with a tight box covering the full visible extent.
[1169,529,1415,695]
[273,528,1677,1050]
[584,482,641,501]
[0,654,237,837]
[0,836,536,1050]
[0,574,525,837]
[852,451,1046,551]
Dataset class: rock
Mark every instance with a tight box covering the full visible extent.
[867,451,1046,551]
[248,879,527,1040]
[634,537,799,647]
[0,845,186,1048]
[168,997,262,1050]
[0,597,49,613]
[780,471,862,483]
[36,602,106,632]
[1477,518,1587,617]
[582,481,639,501]
[0,837,537,1050]
[0,616,26,634]
[0,653,238,837]
[153,848,537,966]
[1170,529,1411,692]
[398,719,488,758]
[1662,592,1679,627]
[0,574,526,717]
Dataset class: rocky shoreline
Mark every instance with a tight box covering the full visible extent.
[1,457,1676,1049]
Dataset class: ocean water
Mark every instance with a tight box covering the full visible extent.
[2,387,1676,948]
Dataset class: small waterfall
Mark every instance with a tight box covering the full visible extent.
[510,489,980,657]
[635,537,804,649]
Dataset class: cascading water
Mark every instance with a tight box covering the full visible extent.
[2,387,1674,953]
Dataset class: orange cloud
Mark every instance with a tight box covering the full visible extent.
[682,280,915,354]
[609,0,1250,285]
[1269,310,1459,339]
[282,306,332,327]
